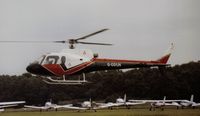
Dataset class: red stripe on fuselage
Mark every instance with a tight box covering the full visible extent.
[93,58,161,64]
[43,64,64,76]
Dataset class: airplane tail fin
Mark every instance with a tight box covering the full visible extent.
[124,94,127,103]
[89,98,92,107]
[163,96,166,104]
[190,95,194,102]
[156,43,174,64]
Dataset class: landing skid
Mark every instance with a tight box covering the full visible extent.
[43,73,90,85]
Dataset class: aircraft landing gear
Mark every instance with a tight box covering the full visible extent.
[43,73,89,85]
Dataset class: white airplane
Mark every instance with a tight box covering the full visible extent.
[148,96,182,111]
[24,101,72,111]
[62,95,145,112]
[93,95,130,110]
[129,96,182,111]
[0,101,25,112]
[180,95,200,108]
[93,94,145,110]
[62,98,95,112]
[115,94,146,109]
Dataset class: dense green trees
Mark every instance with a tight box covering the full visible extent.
[0,61,199,105]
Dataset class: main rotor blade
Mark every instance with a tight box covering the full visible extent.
[0,40,68,43]
[76,28,109,41]
[77,41,112,46]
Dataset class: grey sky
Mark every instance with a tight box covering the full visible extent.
[0,0,200,75]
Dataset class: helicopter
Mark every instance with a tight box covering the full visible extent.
[0,29,174,85]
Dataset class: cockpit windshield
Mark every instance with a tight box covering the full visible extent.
[34,55,46,64]
[33,54,67,65]
[43,55,59,64]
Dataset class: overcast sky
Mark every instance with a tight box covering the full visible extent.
[0,0,200,75]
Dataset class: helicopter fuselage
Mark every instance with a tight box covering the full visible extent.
[26,48,171,77]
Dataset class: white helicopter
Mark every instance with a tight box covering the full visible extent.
[0,29,174,85]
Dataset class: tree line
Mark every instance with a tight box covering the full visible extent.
[0,61,200,105]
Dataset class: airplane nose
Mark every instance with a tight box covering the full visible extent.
[26,63,53,76]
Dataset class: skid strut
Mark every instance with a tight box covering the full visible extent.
[43,73,89,85]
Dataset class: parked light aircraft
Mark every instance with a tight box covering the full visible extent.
[0,29,174,84]
[179,95,200,108]
[129,96,182,111]
[63,94,145,112]
[0,101,25,112]
[95,94,146,110]
[24,101,72,112]
[61,99,94,112]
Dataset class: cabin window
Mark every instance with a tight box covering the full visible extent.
[61,56,66,64]
[60,56,67,70]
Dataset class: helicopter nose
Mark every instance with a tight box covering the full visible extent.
[26,63,54,76]
[26,63,40,74]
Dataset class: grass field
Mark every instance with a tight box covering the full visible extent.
[1,109,200,116]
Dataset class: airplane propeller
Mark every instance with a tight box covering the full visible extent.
[0,28,112,49]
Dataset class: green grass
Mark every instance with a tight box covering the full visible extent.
[1,109,200,116]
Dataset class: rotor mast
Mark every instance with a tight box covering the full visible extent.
[67,28,111,49]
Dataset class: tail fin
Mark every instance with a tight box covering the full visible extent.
[89,98,92,108]
[124,94,127,103]
[156,43,174,64]
[190,95,194,102]
[163,96,166,104]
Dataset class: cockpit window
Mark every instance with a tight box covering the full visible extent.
[34,55,46,64]
[39,55,46,64]
[43,55,59,64]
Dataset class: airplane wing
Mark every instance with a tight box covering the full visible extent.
[0,101,25,106]
[192,103,200,107]
[53,104,73,109]
[24,105,48,110]
[0,101,25,109]
[62,106,88,110]
[125,102,146,106]
[165,102,181,107]
[93,103,122,109]
[165,100,187,102]
[94,101,145,109]
[0,104,18,108]
[129,100,186,103]
[97,102,145,108]
[129,100,160,103]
